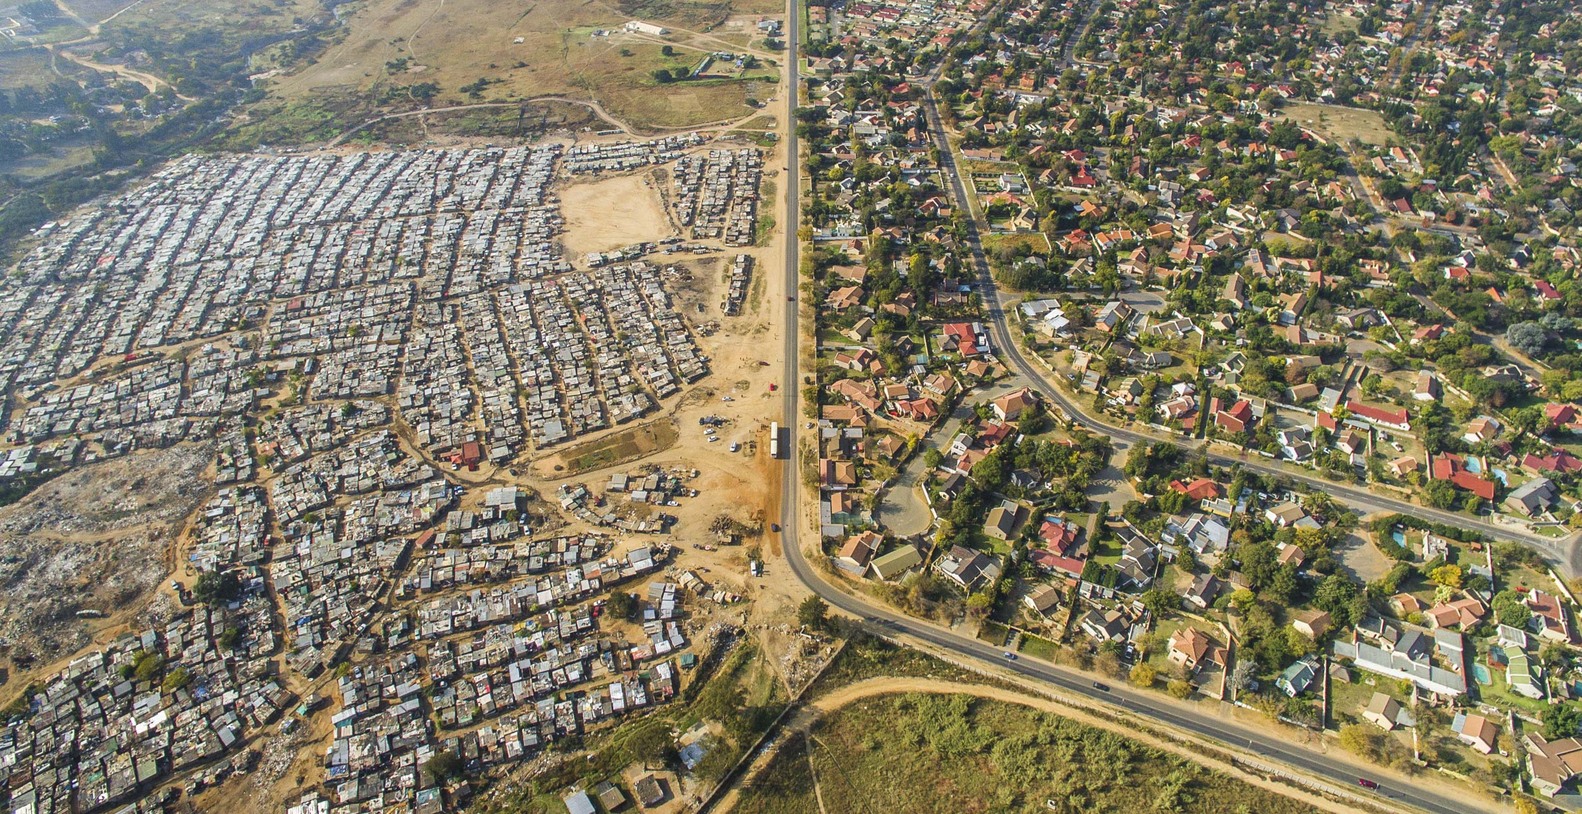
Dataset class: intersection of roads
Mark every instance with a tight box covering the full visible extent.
[772,4,1564,811]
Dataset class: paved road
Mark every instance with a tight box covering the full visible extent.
[773,6,1516,813]
[913,60,1582,576]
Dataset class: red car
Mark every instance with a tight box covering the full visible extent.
[1356,778,1378,790]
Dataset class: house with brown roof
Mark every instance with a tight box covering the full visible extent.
[827,285,864,311]
[1168,628,1225,673]
[1292,609,1331,640]
[1526,732,1582,797]
[1454,713,1498,755]
[836,530,883,575]
[992,387,1038,421]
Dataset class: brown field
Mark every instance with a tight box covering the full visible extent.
[254,0,777,137]
[983,232,1052,255]
[1279,103,1394,148]
[0,48,88,90]
[59,0,141,23]
[560,170,676,256]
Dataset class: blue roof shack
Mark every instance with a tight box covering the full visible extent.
[563,790,596,814]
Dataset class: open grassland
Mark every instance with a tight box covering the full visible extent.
[734,692,1322,814]
[0,48,88,90]
[1279,103,1394,147]
[247,0,777,140]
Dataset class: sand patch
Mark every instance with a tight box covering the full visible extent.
[559,171,675,258]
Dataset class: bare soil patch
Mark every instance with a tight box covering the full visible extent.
[0,443,212,670]
[536,418,682,477]
[560,172,675,257]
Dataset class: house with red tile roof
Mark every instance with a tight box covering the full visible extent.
[1346,401,1410,431]
[1169,478,1222,501]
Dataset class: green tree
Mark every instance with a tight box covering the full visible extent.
[607,591,637,619]
[1545,703,1582,739]
[1129,662,1157,688]
[423,750,464,783]
[1493,590,1531,628]
[193,570,241,606]
[797,595,828,629]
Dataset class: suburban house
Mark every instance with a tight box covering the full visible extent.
[1331,624,1467,697]
[868,544,923,581]
[1346,401,1410,431]
[984,500,1027,541]
[1168,627,1225,673]
[1184,573,1222,610]
[934,545,1002,591]
[1362,692,1410,730]
[1079,608,1129,642]
[1291,609,1331,640]
[1276,656,1319,696]
[1453,713,1498,754]
[992,387,1039,421]
[1526,732,1582,797]
[1022,584,1063,620]
[1505,477,1557,517]
[836,530,883,575]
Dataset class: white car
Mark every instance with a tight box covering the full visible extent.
[729,442,741,452]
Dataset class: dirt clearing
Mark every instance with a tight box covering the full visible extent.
[0,443,212,672]
[560,172,675,257]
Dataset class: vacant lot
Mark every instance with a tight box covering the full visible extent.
[560,170,674,256]
[734,691,1322,814]
[0,443,212,672]
[538,418,681,476]
[1279,103,1394,148]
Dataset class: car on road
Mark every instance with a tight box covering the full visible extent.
[1091,682,1110,692]
[1356,779,1378,790]
[1001,652,1016,660]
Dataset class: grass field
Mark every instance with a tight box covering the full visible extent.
[734,693,1322,814]
[1017,632,1060,661]
[248,0,773,138]
[983,232,1051,255]
[1279,103,1394,148]
[1320,13,1360,36]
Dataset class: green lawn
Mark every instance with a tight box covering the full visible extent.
[1018,633,1060,662]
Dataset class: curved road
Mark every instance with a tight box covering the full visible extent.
[776,5,1507,814]
[913,70,1580,576]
